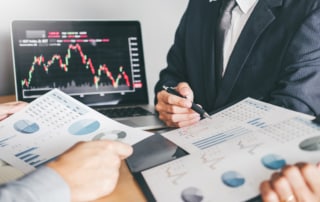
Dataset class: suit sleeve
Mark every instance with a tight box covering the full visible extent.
[154,1,191,104]
[0,166,70,202]
[268,7,320,115]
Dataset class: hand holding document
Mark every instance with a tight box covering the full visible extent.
[0,89,152,174]
[141,98,320,202]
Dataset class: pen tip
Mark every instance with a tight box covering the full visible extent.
[203,113,212,119]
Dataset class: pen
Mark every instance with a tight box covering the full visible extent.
[162,85,212,119]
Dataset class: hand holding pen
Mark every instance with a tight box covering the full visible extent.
[156,82,205,127]
[162,85,211,120]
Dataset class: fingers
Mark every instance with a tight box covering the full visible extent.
[47,140,132,202]
[156,94,200,127]
[294,163,320,199]
[161,114,200,127]
[176,82,194,100]
[84,140,133,160]
[0,101,28,121]
[275,165,309,202]
[260,180,280,202]
[156,82,200,127]
[104,140,133,160]
[261,164,320,202]
[269,171,296,202]
[157,90,192,110]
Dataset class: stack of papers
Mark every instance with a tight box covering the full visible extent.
[141,98,320,201]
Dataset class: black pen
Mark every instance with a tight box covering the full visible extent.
[162,85,212,119]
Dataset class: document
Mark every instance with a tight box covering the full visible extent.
[141,98,320,202]
[0,89,152,174]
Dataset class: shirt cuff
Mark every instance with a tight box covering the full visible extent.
[2,166,70,202]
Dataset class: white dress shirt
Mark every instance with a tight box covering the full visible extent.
[222,0,258,76]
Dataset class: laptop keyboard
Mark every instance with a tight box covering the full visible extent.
[97,106,154,118]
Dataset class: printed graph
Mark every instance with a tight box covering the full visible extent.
[221,171,245,188]
[13,120,40,134]
[15,147,53,168]
[68,119,100,136]
[261,154,286,170]
[192,127,251,150]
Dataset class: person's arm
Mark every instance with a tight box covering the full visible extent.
[0,166,70,202]
[0,101,28,121]
[266,7,320,116]
[0,140,133,202]
[260,163,320,202]
[154,2,201,128]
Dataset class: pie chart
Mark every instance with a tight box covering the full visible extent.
[92,130,127,141]
[299,136,320,151]
[261,154,286,170]
[14,120,40,134]
[68,119,100,136]
[181,187,204,202]
[221,171,245,188]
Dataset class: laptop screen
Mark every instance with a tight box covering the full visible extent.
[11,20,149,106]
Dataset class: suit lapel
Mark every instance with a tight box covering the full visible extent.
[214,0,282,109]
[202,0,221,111]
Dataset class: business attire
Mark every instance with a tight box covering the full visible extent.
[0,166,70,202]
[155,0,320,115]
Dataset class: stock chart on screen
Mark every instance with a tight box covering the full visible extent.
[11,21,148,103]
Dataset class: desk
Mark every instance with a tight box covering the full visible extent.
[0,94,147,202]
[0,95,16,103]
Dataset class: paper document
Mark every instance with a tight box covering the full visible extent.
[142,98,320,202]
[0,89,152,174]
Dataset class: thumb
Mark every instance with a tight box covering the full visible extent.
[176,82,194,101]
[109,141,133,159]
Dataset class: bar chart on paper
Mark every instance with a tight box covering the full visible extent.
[0,136,16,148]
[14,147,54,168]
[192,127,251,150]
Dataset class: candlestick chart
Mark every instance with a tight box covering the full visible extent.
[17,37,141,98]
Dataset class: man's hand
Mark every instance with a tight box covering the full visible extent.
[0,101,28,121]
[155,82,200,127]
[260,163,320,202]
[47,140,133,202]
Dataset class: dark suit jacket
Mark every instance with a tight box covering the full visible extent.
[154,0,320,116]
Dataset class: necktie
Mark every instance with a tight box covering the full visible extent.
[216,0,237,77]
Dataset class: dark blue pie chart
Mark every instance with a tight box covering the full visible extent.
[221,171,245,188]
[261,154,286,170]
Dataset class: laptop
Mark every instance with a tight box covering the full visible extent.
[10,20,166,130]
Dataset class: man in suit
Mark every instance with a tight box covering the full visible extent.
[155,0,320,127]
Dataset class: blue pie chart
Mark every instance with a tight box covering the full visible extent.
[261,154,286,170]
[14,120,40,134]
[221,171,245,188]
[68,119,100,136]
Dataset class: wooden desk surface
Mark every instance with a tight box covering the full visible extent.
[0,95,16,103]
[0,94,147,202]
